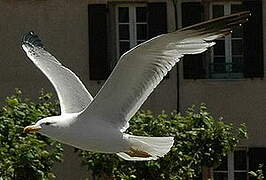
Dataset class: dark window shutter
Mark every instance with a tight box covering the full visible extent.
[88,4,108,80]
[147,2,169,78]
[147,2,167,38]
[243,0,264,78]
[249,148,266,179]
[182,2,206,79]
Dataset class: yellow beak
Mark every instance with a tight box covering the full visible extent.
[23,125,41,133]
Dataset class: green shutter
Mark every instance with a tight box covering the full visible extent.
[182,2,206,79]
[243,0,264,78]
[88,4,108,80]
[147,2,167,38]
[147,2,169,78]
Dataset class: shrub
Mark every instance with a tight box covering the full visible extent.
[80,105,247,179]
[0,89,63,180]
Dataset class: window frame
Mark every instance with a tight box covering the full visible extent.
[115,3,147,58]
[209,1,244,79]
[213,147,249,180]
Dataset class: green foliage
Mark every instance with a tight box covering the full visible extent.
[0,89,63,180]
[249,164,265,180]
[80,104,247,179]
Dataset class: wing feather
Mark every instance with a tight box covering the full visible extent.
[22,32,93,114]
[82,11,250,131]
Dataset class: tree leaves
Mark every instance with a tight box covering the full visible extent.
[0,89,63,180]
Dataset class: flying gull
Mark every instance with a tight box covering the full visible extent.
[23,11,250,161]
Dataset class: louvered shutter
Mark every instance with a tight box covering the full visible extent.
[243,0,264,78]
[88,4,108,80]
[147,2,169,78]
[147,2,167,38]
[182,2,206,79]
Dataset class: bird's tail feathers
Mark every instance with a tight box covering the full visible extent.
[116,135,174,161]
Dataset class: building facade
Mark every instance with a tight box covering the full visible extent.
[178,1,265,179]
[0,0,265,179]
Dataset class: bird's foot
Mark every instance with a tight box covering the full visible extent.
[125,148,152,158]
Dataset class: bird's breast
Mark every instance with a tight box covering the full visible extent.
[42,122,129,153]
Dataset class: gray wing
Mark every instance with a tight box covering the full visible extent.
[82,11,250,131]
[22,32,93,114]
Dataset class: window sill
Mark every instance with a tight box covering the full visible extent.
[209,72,244,79]
[182,78,265,84]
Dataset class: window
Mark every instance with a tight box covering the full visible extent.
[88,2,168,80]
[181,1,263,80]
[209,2,244,79]
[214,149,248,180]
[116,4,148,57]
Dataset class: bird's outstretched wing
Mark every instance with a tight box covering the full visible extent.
[82,11,250,131]
[22,32,93,114]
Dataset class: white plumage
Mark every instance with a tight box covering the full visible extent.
[23,11,250,161]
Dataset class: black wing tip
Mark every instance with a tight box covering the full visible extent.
[22,31,44,48]
[180,11,251,32]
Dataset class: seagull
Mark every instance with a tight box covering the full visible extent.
[23,11,250,161]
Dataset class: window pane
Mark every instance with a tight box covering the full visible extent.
[137,40,145,45]
[119,41,130,56]
[231,4,243,38]
[232,26,243,38]
[214,40,225,55]
[215,155,228,170]
[119,7,129,23]
[213,5,224,18]
[213,56,225,64]
[119,24,129,40]
[214,172,228,180]
[136,7,147,22]
[232,40,243,56]
[137,24,147,40]
[235,172,247,180]
[234,150,247,170]
[232,57,243,64]
[231,4,242,14]
[213,59,226,73]
[232,57,243,73]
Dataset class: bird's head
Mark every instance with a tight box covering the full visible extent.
[23,117,59,134]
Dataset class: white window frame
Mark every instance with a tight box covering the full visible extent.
[213,148,248,180]
[209,1,243,79]
[116,4,147,58]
